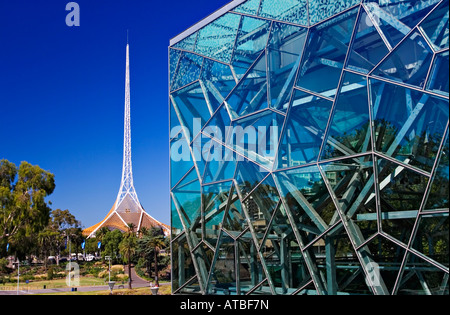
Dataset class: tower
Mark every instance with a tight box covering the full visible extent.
[83,43,169,238]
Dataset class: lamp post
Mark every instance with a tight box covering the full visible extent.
[105,256,114,294]
[15,258,20,295]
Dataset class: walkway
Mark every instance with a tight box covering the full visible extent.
[0,266,166,295]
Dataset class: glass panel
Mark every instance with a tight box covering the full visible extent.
[376,158,428,243]
[268,22,308,111]
[233,0,261,15]
[370,78,449,173]
[411,213,449,267]
[171,81,212,143]
[246,175,280,243]
[424,131,449,211]
[425,50,449,96]
[173,166,200,192]
[202,104,232,145]
[234,159,269,198]
[192,242,215,289]
[320,155,377,246]
[172,168,201,233]
[191,132,214,182]
[418,0,449,51]
[296,8,359,98]
[309,0,361,25]
[232,16,271,80]
[226,52,268,119]
[346,7,390,74]
[171,51,203,91]
[310,228,372,295]
[203,181,233,248]
[228,109,284,170]
[170,131,195,188]
[173,32,197,51]
[169,48,182,86]
[276,89,333,169]
[194,13,241,63]
[259,0,308,26]
[222,188,248,236]
[178,277,202,294]
[170,100,182,141]
[208,232,236,294]
[248,279,273,294]
[363,0,441,48]
[261,221,307,294]
[397,251,449,295]
[201,58,237,108]
[371,30,433,89]
[358,234,406,294]
[236,237,266,294]
[274,165,337,237]
[294,281,318,295]
[171,234,197,292]
[321,71,371,160]
[171,197,184,237]
[203,140,238,184]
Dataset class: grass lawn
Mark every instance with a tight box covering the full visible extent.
[1,276,172,295]
[0,276,109,291]
[37,284,172,295]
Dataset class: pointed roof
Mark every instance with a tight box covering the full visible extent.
[83,42,169,238]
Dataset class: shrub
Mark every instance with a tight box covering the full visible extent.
[47,267,54,280]
[111,265,124,273]
[0,258,8,273]
[98,270,109,278]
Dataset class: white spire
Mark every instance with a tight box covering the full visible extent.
[115,42,141,211]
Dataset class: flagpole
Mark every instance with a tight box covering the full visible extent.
[16,259,19,295]
[68,234,71,288]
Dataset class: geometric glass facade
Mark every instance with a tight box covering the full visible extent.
[169,0,449,295]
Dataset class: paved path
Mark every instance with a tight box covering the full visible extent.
[0,266,167,295]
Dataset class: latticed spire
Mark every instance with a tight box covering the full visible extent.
[83,43,169,238]
[115,43,141,211]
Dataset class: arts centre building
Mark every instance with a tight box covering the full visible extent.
[168,0,449,295]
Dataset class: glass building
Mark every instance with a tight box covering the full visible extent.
[169,0,449,295]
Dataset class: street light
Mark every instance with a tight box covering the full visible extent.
[105,256,115,294]
[14,259,20,295]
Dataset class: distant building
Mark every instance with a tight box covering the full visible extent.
[83,43,169,238]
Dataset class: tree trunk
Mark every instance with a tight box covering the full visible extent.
[128,250,132,289]
[154,250,159,286]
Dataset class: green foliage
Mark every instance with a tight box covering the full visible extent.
[0,258,8,273]
[102,230,123,262]
[47,266,55,280]
[0,159,55,258]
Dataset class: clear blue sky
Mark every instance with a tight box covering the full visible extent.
[0,0,230,229]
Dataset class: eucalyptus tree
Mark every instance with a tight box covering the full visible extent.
[0,159,55,258]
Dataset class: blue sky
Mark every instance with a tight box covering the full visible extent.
[0,0,230,228]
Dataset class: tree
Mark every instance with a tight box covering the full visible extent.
[50,209,82,261]
[37,227,59,271]
[137,227,168,286]
[95,226,110,256]
[0,159,55,258]
[119,223,137,289]
[102,229,123,262]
